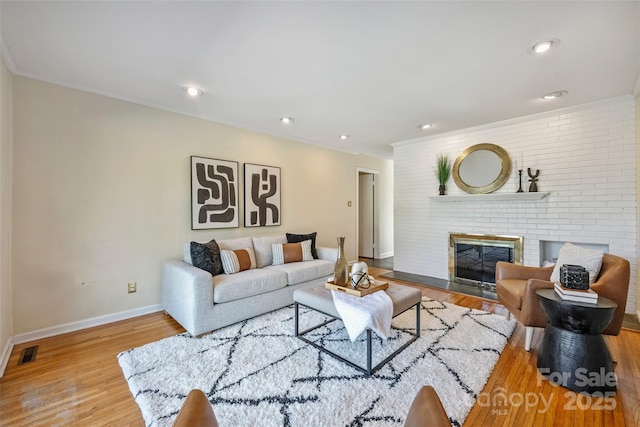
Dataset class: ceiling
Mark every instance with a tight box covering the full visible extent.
[2,1,639,159]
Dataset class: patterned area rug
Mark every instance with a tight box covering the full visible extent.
[118,298,515,427]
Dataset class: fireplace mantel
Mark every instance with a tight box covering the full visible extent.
[429,192,549,202]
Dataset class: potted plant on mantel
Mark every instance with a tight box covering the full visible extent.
[435,153,452,195]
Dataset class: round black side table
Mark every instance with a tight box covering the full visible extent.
[536,288,617,394]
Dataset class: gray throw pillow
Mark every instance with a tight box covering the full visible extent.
[286,232,318,259]
[190,239,223,276]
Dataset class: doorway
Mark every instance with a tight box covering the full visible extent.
[357,170,376,259]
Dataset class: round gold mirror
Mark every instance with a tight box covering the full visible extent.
[452,143,512,194]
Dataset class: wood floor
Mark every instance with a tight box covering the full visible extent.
[1,266,639,426]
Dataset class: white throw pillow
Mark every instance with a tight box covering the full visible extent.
[252,235,287,268]
[271,240,314,265]
[550,243,604,285]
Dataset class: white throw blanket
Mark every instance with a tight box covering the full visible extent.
[331,289,393,342]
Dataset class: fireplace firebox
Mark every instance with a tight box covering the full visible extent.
[449,233,523,289]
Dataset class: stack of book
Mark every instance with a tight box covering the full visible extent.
[554,282,598,304]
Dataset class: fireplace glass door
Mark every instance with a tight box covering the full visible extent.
[454,243,514,285]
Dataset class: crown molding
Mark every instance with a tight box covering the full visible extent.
[0,32,17,74]
[10,69,371,158]
[392,95,636,149]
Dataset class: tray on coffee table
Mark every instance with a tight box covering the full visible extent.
[325,279,388,297]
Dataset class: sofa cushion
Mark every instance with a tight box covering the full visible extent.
[286,232,318,259]
[252,235,287,268]
[220,248,257,274]
[266,259,334,286]
[213,269,288,303]
[190,239,223,276]
[272,240,313,265]
[218,237,254,251]
[183,242,193,265]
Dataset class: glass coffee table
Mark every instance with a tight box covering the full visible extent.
[293,282,422,376]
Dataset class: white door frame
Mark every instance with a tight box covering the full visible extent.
[355,167,379,259]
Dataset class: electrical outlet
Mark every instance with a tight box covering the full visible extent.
[128,281,137,293]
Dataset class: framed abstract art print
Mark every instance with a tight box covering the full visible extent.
[244,163,281,227]
[191,156,239,229]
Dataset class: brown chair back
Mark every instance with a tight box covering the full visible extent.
[172,389,219,427]
[591,253,630,335]
[404,386,450,427]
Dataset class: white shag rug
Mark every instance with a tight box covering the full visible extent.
[118,297,515,427]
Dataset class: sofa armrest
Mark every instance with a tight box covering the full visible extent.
[161,260,214,336]
[317,246,338,262]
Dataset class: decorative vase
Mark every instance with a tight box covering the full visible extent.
[439,184,446,196]
[333,236,349,286]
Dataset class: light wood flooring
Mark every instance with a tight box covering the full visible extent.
[1,266,639,426]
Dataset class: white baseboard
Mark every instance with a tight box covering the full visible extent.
[0,337,13,378]
[379,251,394,259]
[12,304,163,345]
[637,310,640,323]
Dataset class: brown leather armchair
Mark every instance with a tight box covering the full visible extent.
[404,386,450,427]
[172,389,219,427]
[496,253,630,351]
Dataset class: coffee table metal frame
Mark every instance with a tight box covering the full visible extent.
[294,300,421,376]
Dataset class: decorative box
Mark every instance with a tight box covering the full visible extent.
[559,264,589,290]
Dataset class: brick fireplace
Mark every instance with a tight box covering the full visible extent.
[393,96,637,314]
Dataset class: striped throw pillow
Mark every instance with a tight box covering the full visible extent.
[220,248,257,274]
[271,240,314,265]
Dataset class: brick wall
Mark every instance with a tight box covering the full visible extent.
[393,96,637,313]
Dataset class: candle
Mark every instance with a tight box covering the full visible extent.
[520,154,524,171]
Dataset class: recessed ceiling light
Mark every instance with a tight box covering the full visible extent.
[339,134,349,140]
[418,123,433,130]
[183,86,203,97]
[542,90,568,100]
[531,39,560,54]
[533,41,552,54]
[280,117,294,124]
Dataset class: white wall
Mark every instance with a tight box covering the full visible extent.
[0,53,13,375]
[394,96,637,314]
[11,76,393,335]
[637,93,640,320]
[378,167,394,258]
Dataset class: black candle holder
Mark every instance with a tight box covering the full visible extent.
[517,170,524,193]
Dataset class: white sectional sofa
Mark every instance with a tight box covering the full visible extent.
[161,234,337,336]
